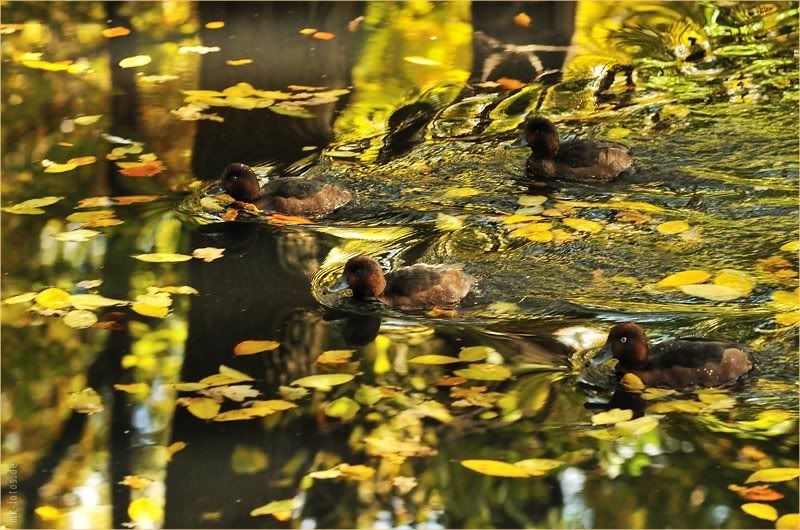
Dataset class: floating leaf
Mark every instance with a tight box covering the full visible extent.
[444,187,481,198]
[212,408,270,422]
[205,21,225,29]
[183,397,221,419]
[454,364,511,381]
[714,270,755,295]
[234,340,280,355]
[133,253,193,263]
[779,241,799,253]
[591,408,633,425]
[36,287,71,309]
[459,346,494,362]
[679,284,744,301]
[119,55,152,68]
[74,114,103,125]
[776,514,800,530]
[193,247,225,262]
[119,160,164,177]
[120,475,151,489]
[308,467,342,480]
[657,220,690,234]
[324,397,360,420]
[250,498,298,518]
[316,350,354,364]
[279,385,309,401]
[620,373,645,391]
[611,415,659,436]
[178,45,221,55]
[648,400,707,414]
[167,441,187,460]
[226,59,253,66]
[63,309,98,329]
[291,373,355,390]
[66,210,116,223]
[114,383,150,394]
[741,503,778,522]
[514,458,562,476]
[132,303,169,318]
[299,28,317,35]
[54,229,100,242]
[44,163,77,173]
[354,385,383,405]
[270,104,313,118]
[657,270,711,287]
[338,463,375,481]
[128,498,163,523]
[34,506,61,521]
[514,12,532,27]
[403,56,442,66]
[155,285,198,295]
[409,355,461,365]
[69,294,127,309]
[312,31,335,40]
[163,382,208,392]
[101,26,130,38]
[2,292,37,305]
[563,218,603,234]
[775,312,800,326]
[729,484,785,501]
[200,385,259,402]
[746,468,800,484]
[461,460,528,478]
[68,388,104,414]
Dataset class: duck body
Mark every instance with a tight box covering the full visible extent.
[622,337,753,389]
[343,256,474,310]
[603,323,753,389]
[524,117,633,182]
[221,163,351,217]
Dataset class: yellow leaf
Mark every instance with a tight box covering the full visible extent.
[227,59,253,66]
[746,468,800,484]
[514,458,562,476]
[119,55,151,68]
[455,364,511,381]
[775,312,800,326]
[312,31,335,40]
[35,506,61,521]
[36,287,71,309]
[74,114,103,125]
[324,397,360,420]
[155,285,199,295]
[714,270,755,295]
[2,292,38,305]
[741,503,779,522]
[657,220,690,234]
[219,365,255,381]
[513,12,532,27]
[291,373,355,389]
[620,373,645,391]
[44,163,78,173]
[338,463,375,481]
[120,475,151,489]
[167,441,186,460]
[101,27,130,38]
[133,253,193,263]
[408,355,461,365]
[435,213,464,232]
[5,196,64,213]
[563,218,603,234]
[68,388,104,414]
[316,349,354,364]
[308,468,342,479]
[68,294,127,309]
[443,187,482,198]
[591,408,633,425]
[54,229,101,242]
[163,382,208,392]
[610,415,659,436]
[192,247,225,262]
[205,21,225,29]
[461,459,529,478]
[459,346,494,362]
[503,214,541,224]
[657,270,711,287]
[234,340,281,355]
[769,290,800,311]
[403,56,442,66]
[299,28,318,35]
[184,397,221,419]
[198,374,247,387]
[648,400,707,414]
[679,284,745,301]
[132,303,169,318]
[128,498,163,523]
[66,210,117,224]
[231,445,268,474]
[250,498,298,518]
[518,195,547,206]
[62,309,98,329]
[606,128,631,140]
[212,408,269,422]
[779,241,799,253]
[114,383,150,394]
[67,156,97,166]
[776,514,800,529]
[250,399,297,412]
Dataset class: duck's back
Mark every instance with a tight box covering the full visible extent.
[260,177,351,216]
[382,264,474,309]
[636,338,753,388]
[554,139,633,181]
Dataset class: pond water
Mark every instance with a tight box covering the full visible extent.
[1,2,799,529]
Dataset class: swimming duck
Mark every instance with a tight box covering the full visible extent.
[524,117,633,182]
[342,256,474,310]
[221,163,351,217]
[601,322,753,389]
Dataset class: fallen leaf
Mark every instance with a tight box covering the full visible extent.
[679,284,744,301]
[155,285,198,295]
[132,303,169,318]
[461,460,528,478]
[436,213,465,231]
[205,21,225,29]
[279,385,309,400]
[68,294,127,310]
[128,498,163,523]
[741,503,778,522]
[729,484,785,501]
[250,498,298,518]
[226,59,253,66]
[408,354,461,365]
[120,475,151,489]
[102,26,130,38]
[68,388,104,414]
[338,463,375,481]
[54,229,100,242]
[118,160,164,177]
[1,196,64,215]
[455,364,511,381]
[779,241,799,253]
[316,349,354,364]
[714,270,755,295]
[193,247,225,262]
[514,458,562,476]
[324,397,360,420]
[657,220,690,234]
[119,55,152,68]
[181,397,221,419]
[348,16,364,31]
[291,373,355,390]
[74,115,103,125]
[66,210,116,223]
[657,270,711,287]
[178,45,221,55]
[496,77,525,90]
[746,468,800,484]
[299,28,317,35]
[44,163,77,173]
[776,514,800,530]
[114,383,150,394]
[563,218,603,233]
[611,415,659,436]
[234,340,280,356]
[591,408,633,425]
[459,346,494,362]
[63,309,99,329]
[167,441,187,460]
[269,104,313,118]
[133,253,193,263]
[2,292,37,305]
[36,287,71,309]
[620,373,645,391]
[514,12,532,27]
[444,187,481,198]
[200,385,259,402]
[312,31,335,40]
[34,506,61,521]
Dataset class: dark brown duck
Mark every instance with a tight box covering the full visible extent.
[342,255,475,310]
[602,322,753,389]
[221,163,351,217]
[525,117,634,182]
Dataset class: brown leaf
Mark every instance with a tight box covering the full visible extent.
[729,484,785,502]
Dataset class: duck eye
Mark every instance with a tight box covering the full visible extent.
[620,337,628,343]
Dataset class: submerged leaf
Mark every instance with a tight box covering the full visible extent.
[591,408,633,425]
[324,397,360,420]
[119,55,152,68]
[133,253,193,263]
[291,373,355,389]
[461,460,528,478]
[63,309,98,329]
[409,355,461,365]
[679,284,745,301]
[657,220,690,234]
[454,364,511,381]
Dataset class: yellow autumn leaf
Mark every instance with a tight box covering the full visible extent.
[459,346,494,362]
[74,114,103,125]
[746,468,800,484]
[119,55,152,68]
[657,270,711,287]
[54,229,101,242]
[205,21,225,29]
[338,463,375,481]
[192,247,225,262]
[132,303,169,318]
[648,400,707,414]
[67,156,97,167]
[444,187,482,198]
[461,460,529,478]
[316,350,354,364]
[741,503,778,521]
[769,289,799,311]
[133,253,193,263]
[563,218,603,234]
[408,355,461,365]
[620,373,645,391]
[657,220,690,234]
[250,399,297,412]
[155,285,198,295]
[2,292,37,305]
[679,284,745,301]
[591,408,633,425]
[503,214,541,224]
[250,498,298,517]
[167,441,187,460]
[44,163,78,173]
[36,287,71,309]
[775,312,800,326]
[101,27,130,38]
[68,294,127,309]
[324,397,361,420]
[291,373,355,389]
[114,383,150,394]
[35,506,61,521]
[212,408,267,422]
[120,475,151,489]
[219,365,255,381]
[185,397,221,419]
[514,458,562,476]
[234,340,281,355]
[163,382,208,392]
[779,241,799,253]
[776,514,800,529]
[227,59,253,66]
[714,270,755,295]
[62,309,98,329]
[610,415,659,436]
[128,498,163,523]
[454,364,511,381]
[68,388,104,414]
[298,28,318,35]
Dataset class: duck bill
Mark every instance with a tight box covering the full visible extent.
[588,342,613,366]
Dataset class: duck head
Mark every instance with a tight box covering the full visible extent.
[344,256,387,299]
[605,322,649,370]
[524,117,559,159]
[221,163,261,202]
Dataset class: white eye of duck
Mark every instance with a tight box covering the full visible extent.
[620,337,628,343]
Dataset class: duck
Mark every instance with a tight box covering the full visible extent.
[600,322,753,389]
[524,117,634,182]
[221,163,351,217]
[342,255,475,310]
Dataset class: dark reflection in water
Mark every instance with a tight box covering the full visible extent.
[1,1,798,529]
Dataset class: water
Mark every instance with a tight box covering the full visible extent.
[1,2,798,529]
